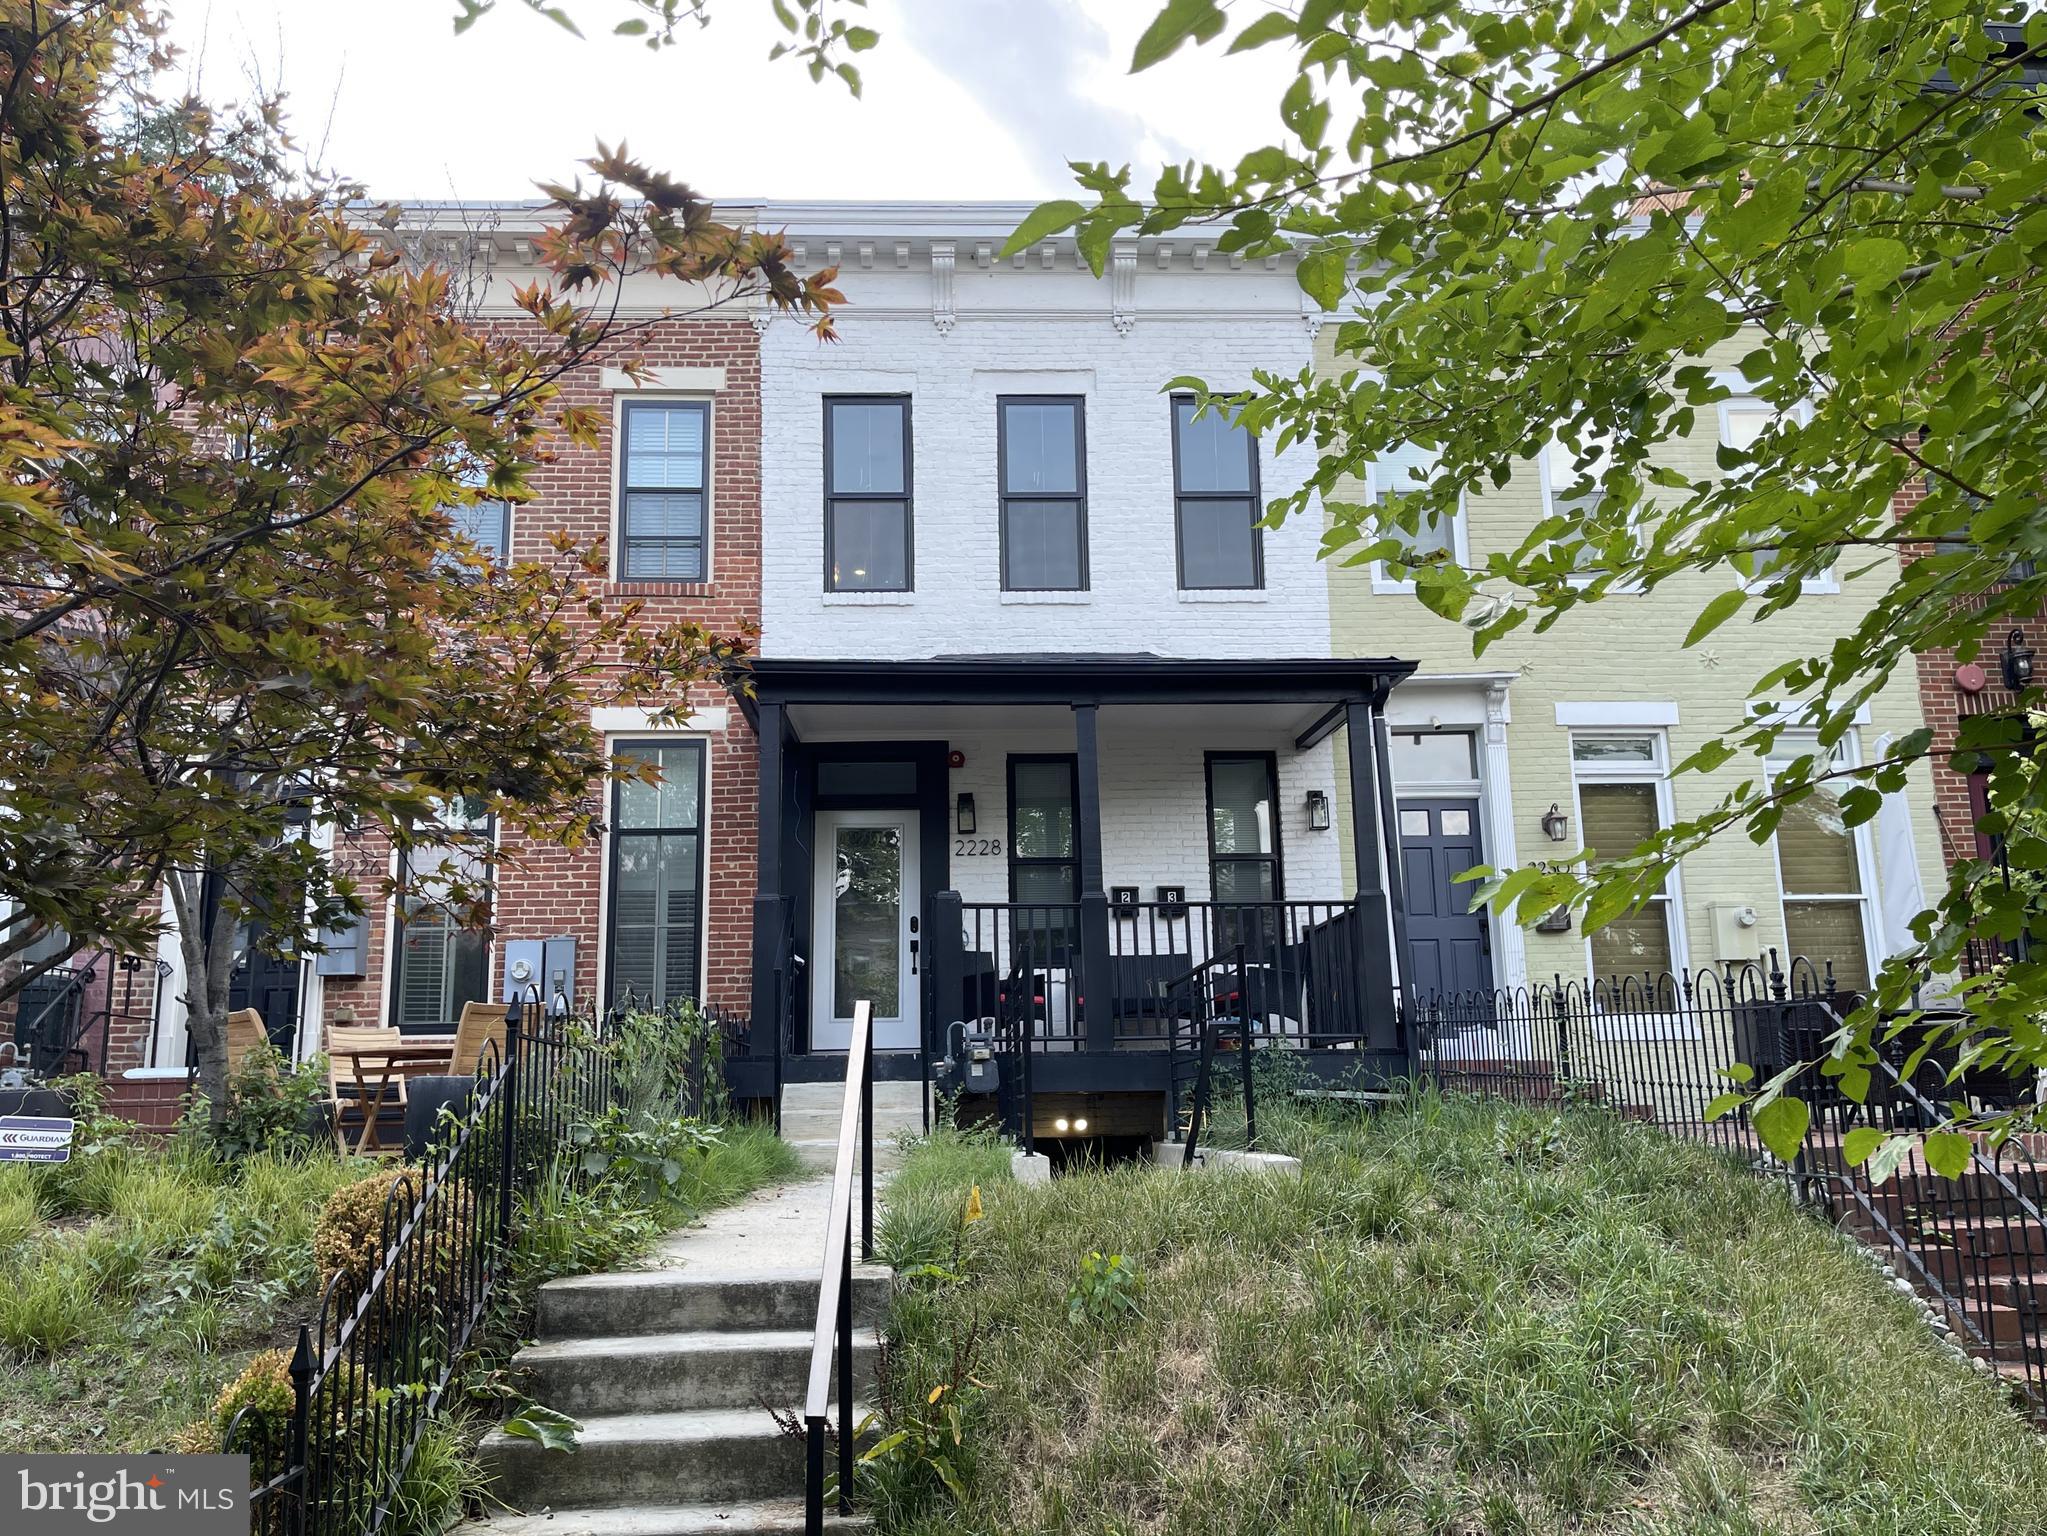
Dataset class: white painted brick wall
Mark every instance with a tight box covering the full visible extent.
[760,266,1323,660]
[939,723,1344,910]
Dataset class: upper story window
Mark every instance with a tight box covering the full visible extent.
[999,397,1088,591]
[1369,442,1465,592]
[440,460,509,569]
[1542,436,1642,590]
[1570,732,1681,982]
[618,398,710,582]
[1718,391,1833,592]
[825,396,913,592]
[1172,396,1262,590]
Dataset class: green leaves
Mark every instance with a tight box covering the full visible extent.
[1684,588,1747,647]
[1131,0,1226,71]
[1296,246,1349,309]
[1843,236,1911,294]
[502,1404,581,1452]
[1000,201,1086,261]
[1752,1095,1810,1164]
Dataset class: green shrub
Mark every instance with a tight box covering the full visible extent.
[0,1249,100,1356]
[183,1048,331,1159]
[1065,1251,1141,1326]
[312,1167,461,1301]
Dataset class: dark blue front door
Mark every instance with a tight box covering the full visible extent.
[1399,799,1494,999]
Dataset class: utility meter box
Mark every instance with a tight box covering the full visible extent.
[502,937,577,1014]
[1710,902,1764,964]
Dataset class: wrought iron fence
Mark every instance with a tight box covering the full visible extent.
[232,985,752,1536]
[1408,955,2047,1415]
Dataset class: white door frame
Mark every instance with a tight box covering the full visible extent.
[811,808,921,1051]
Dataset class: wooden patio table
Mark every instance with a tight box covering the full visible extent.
[330,1037,456,1155]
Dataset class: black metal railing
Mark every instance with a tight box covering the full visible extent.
[945,897,1371,1054]
[233,990,634,1536]
[804,997,874,1536]
[1407,953,2047,1416]
[1163,947,1258,1166]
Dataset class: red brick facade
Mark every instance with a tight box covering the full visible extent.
[1900,472,2047,877]
[320,313,765,1028]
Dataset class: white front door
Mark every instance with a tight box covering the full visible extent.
[811,810,920,1051]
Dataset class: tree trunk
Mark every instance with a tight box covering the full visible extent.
[166,863,237,1125]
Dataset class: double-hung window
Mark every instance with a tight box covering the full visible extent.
[608,741,707,1007]
[1369,442,1463,590]
[999,397,1087,590]
[619,398,710,581]
[392,798,494,1029]
[1718,391,1831,591]
[1206,754,1282,902]
[1765,735,1874,991]
[444,459,510,566]
[825,396,912,592]
[1542,436,1640,589]
[1570,734,1681,980]
[1172,396,1262,590]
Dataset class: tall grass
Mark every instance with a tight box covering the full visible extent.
[876,1092,2047,1536]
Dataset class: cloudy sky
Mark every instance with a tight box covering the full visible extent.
[156,0,1294,204]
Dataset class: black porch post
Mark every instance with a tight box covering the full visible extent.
[1072,702,1113,1054]
[1372,707,1418,1059]
[1345,701,1400,1051]
[751,701,790,1080]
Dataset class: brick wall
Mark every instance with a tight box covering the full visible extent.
[316,312,764,1031]
[1898,468,2047,876]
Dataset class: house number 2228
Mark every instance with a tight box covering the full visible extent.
[954,837,1003,857]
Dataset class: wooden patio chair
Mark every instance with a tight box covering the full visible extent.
[324,1024,408,1154]
[225,1007,278,1074]
[448,1001,509,1077]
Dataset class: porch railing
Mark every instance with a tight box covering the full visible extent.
[942,896,1376,1053]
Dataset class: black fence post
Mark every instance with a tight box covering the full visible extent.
[1551,979,1572,1088]
[1236,945,1257,1150]
[929,890,965,1132]
[497,998,521,1249]
[286,1324,314,1536]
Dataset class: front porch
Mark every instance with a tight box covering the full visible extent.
[736,653,1419,1112]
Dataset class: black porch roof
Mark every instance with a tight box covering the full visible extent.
[741,652,1416,714]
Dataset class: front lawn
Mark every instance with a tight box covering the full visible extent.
[873,1094,2047,1535]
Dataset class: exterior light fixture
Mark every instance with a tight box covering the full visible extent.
[1073,1117,1089,1133]
[1054,1116,1071,1133]
[956,793,977,835]
[1306,789,1331,831]
[1541,802,1571,842]
[2002,629,2036,692]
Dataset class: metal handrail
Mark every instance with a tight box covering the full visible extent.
[803,998,874,1535]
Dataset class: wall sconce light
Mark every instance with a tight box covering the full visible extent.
[1541,802,1571,842]
[2001,629,2036,693]
[1306,789,1331,832]
[1535,905,1574,933]
[955,793,977,835]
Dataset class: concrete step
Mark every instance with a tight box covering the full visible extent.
[514,1327,881,1414]
[480,1406,869,1511]
[453,1500,866,1536]
[538,1269,891,1340]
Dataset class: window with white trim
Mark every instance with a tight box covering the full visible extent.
[1369,442,1464,590]
[392,797,494,1029]
[1570,733,1681,980]
[1718,392,1832,591]
[444,460,510,566]
[619,397,710,582]
[608,740,707,1007]
[1765,735,1874,991]
[1542,436,1641,589]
